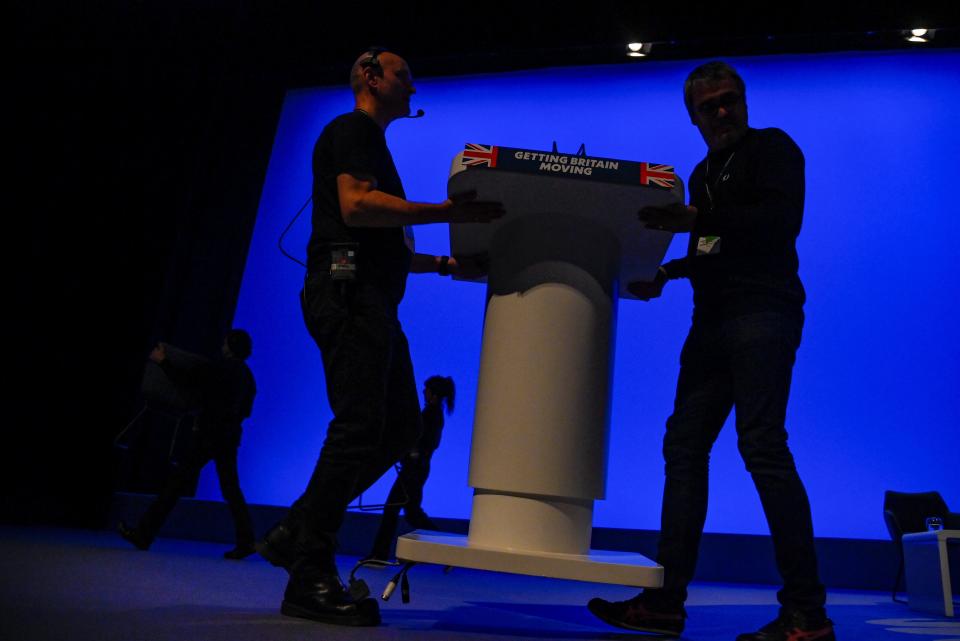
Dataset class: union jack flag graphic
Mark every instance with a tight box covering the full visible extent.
[639,163,676,188]
[462,143,499,168]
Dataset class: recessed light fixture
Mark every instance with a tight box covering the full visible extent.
[906,27,934,43]
[626,42,652,58]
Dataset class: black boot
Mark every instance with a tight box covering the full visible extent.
[117,521,151,551]
[405,511,438,531]
[256,521,297,571]
[281,573,381,626]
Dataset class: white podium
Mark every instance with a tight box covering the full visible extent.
[397,144,684,586]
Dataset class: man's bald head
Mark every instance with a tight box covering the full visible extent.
[350,49,405,96]
[349,48,416,127]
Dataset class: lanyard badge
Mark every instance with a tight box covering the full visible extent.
[329,242,358,281]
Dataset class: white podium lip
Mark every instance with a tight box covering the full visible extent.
[396,530,663,588]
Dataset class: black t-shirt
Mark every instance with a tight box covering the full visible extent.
[204,358,256,424]
[160,356,255,444]
[307,111,413,303]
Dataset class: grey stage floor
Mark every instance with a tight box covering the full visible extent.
[1,526,957,641]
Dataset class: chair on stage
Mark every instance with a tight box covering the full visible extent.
[883,490,960,616]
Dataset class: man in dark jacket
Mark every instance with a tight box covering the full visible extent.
[119,329,257,559]
[588,61,834,641]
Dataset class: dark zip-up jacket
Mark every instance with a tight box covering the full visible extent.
[663,127,806,319]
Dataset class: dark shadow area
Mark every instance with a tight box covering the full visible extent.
[3,526,956,641]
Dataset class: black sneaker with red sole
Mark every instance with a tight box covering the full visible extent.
[588,594,685,636]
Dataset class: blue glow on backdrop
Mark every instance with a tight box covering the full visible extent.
[198,50,960,540]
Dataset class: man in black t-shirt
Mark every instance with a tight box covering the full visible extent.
[587,62,835,641]
[256,48,503,627]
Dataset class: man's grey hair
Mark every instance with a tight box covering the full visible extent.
[683,61,746,116]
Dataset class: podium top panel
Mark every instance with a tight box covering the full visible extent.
[448,144,686,298]
[456,143,682,191]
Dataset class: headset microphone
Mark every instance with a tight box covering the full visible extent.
[406,109,425,119]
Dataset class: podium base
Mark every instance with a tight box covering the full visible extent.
[396,531,663,587]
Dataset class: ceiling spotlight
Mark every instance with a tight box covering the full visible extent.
[626,42,653,58]
[905,27,934,43]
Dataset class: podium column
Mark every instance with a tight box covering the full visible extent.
[468,214,619,555]
[397,214,662,587]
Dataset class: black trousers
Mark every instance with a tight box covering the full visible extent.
[293,272,422,570]
[651,309,826,617]
[138,432,254,547]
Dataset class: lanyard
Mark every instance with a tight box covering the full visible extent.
[705,151,735,212]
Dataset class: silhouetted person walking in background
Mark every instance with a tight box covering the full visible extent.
[119,329,257,560]
[368,375,455,561]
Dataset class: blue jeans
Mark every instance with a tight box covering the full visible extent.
[652,309,826,616]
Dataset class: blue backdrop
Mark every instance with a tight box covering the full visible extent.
[198,49,960,541]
